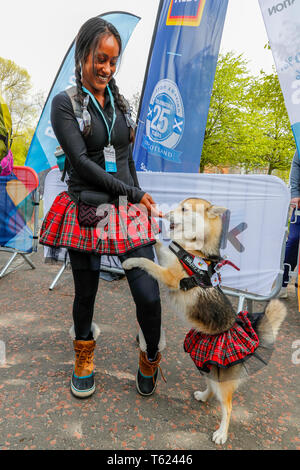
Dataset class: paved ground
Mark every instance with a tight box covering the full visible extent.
[0,247,299,451]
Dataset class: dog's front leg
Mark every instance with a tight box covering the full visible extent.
[194,379,213,403]
[154,239,163,257]
[122,258,179,289]
[154,240,171,266]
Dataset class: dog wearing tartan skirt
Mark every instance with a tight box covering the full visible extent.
[122,198,287,445]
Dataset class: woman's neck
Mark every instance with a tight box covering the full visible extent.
[96,93,105,108]
[82,83,105,107]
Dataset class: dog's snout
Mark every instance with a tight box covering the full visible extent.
[164,211,173,222]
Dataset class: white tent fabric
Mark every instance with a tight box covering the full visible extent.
[137,172,290,296]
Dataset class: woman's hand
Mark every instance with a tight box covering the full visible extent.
[140,193,163,217]
[290,197,300,209]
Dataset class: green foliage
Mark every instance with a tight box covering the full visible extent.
[248,72,295,174]
[201,52,253,172]
[0,57,44,164]
[11,128,35,166]
[201,52,295,174]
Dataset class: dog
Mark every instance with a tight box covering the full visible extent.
[122,198,287,445]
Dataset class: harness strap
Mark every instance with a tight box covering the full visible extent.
[180,274,211,291]
[169,241,217,290]
[169,241,239,292]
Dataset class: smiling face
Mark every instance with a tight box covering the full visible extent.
[81,33,120,100]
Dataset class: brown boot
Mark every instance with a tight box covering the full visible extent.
[71,340,96,398]
[136,350,166,396]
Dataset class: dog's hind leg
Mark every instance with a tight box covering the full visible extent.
[194,378,213,403]
[212,380,236,445]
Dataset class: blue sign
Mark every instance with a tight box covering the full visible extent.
[133,0,228,173]
[25,12,140,176]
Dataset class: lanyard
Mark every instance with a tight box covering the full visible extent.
[82,85,116,145]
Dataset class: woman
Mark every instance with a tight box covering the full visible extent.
[40,17,165,398]
[279,150,300,298]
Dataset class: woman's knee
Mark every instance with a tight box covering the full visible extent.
[132,277,161,313]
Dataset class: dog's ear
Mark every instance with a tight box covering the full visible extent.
[207,205,227,219]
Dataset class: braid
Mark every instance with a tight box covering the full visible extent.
[75,62,91,137]
[75,63,84,105]
[109,77,135,142]
[109,78,128,114]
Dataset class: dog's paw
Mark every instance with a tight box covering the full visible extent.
[122,259,138,271]
[194,390,209,403]
[212,428,228,445]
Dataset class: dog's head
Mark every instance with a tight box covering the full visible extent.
[165,198,227,254]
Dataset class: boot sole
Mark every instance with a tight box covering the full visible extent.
[135,373,158,397]
[70,381,95,398]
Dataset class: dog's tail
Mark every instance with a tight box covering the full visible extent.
[256,299,287,345]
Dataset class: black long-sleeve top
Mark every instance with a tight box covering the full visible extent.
[50,89,145,204]
[290,151,300,199]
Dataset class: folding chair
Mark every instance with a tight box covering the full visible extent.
[0,166,39,278]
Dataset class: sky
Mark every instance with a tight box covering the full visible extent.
[0,0,275,101]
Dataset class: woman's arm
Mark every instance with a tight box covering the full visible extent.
[50,92,145,203]
[128,143,141,189]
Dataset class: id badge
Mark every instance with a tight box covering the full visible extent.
[104,145,117,173]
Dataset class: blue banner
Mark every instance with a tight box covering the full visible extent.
[133,0,228,173]
[25,12,140,176]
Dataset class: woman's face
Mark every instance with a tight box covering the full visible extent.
[81,33,120,97]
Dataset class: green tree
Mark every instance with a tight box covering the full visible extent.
[11,128,35,166]
[201,52,295,174]
[247,71,295,174]
[0,57,43,165]
[201,52,253,172]
[129,90,141,117]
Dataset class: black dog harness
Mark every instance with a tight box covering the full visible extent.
[168,241,240,291]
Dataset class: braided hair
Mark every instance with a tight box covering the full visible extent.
[74,17,133,139]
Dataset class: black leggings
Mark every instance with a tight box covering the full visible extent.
[68,245,161,359]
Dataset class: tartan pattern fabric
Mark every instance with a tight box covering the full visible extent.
[39,191,160,255]
[184,311,259,372]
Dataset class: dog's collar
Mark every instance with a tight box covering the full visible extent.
[168,241,239,291]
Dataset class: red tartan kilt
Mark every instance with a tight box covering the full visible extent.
[184,311,260,372]
[39,191,160,255]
